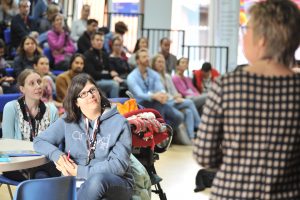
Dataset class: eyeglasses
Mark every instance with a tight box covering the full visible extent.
[77,87,98,99]
[240,25,250,35]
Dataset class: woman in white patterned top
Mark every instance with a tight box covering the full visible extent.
[3,69,58,140]
[193,0,300,199]
[2,69,59,181]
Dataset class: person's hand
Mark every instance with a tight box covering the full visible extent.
[110,70,119,78]
[56,26,64,34]
[52,49,64,55]
[63,161,78,176]
[29,31,39,40]
[55,154,76,176]
[174,97,184,103]
[113,76,124,83]
[292,67,300,73]
[152,92,168,104]
[174,93,182,98]
[55,162,70,176]
[4,76,14,83]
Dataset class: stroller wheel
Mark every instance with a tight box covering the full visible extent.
[154,124,173,153]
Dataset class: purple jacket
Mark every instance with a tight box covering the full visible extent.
[47,30,76,64]
[172,74,199,97]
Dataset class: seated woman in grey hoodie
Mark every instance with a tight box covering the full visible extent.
[34,73,133,200]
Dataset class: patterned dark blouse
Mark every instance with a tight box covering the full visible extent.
[193,69,300,200]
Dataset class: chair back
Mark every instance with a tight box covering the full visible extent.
[4,28,11,44]
[13,176,76,200]
[0,93,21,113]
[43,47,54,68]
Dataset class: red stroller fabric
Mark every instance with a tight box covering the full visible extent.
[123,108,170,150]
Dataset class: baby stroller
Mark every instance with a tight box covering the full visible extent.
[113,98,173,200]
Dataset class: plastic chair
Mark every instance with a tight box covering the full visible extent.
[51,70,64,76]
[4,28,11,44]
[43,47,54,68]
[0,175,19,200]
[5,68,15,77]
[0,93,20,137]
[13,176,76,200]
[0,93,21,113]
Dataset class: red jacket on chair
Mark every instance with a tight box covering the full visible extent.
[193,68,220,93]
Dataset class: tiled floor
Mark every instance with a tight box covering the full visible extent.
[0,145,211,200]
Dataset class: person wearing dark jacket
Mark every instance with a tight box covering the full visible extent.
[77,19,98,54]
[11,0,38,48]
[83,32,119,98]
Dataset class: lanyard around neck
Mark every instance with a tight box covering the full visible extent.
[84,116,100,164]
[24,100,40,141]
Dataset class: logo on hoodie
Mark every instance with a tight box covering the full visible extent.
[97,134,111,150]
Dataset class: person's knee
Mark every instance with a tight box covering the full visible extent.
[111,81,120,90]
[84,173,109,194]
[184,108,192,116]
[171,108,184,125]
[185,98,194,105]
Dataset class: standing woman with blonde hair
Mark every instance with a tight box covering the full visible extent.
[193,0,300,199]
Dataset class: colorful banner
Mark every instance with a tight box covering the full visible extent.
[240,0,300,25]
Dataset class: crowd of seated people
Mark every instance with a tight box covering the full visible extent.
[151,54,201,140]
[0,0,222,143]
[1,1,300,200]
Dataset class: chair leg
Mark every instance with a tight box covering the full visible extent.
[150,166,167,200]
[7,185,13,200]
[152,182,167,200]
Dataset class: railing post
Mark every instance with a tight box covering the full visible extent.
[226,47,229,72]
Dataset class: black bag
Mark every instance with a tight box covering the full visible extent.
[194,168,216,192]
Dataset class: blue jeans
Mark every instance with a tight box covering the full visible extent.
[189,93,207,113]
[139,100,184,129]
[174,99,201,139]
[96,79,120,98]
[77,173,132,200]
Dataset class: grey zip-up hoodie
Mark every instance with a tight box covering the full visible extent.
[33,106,133,186]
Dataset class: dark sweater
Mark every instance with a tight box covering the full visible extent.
[11,14,38,48]
[83,48,112,80]
[77,31,91,54]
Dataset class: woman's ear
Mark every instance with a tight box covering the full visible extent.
[19,86,25,94]
[258,36,266,48]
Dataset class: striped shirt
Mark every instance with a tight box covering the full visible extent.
[193,69,300,200]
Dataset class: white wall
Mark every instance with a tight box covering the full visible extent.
[144,0,172,29]
[209,0,240,72]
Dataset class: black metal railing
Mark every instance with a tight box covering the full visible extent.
[182,45,229,74]
[141,28,185,57]
[102,12,229,74]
